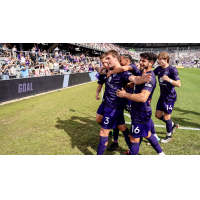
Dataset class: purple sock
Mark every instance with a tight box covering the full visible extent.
[165,119,172,133]
[150,119,156,135]
[122,128,131,149]
[97,136,108,155]
[129,142,140,155]
[113,128,119,143]
[147,134,163,153]
[159,115,166,123]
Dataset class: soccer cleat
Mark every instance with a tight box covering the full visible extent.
[161,136,172,143]
[107,142,119,151]
[120,150,130,155]
[158,152,165,155]
[172,123,179,134]
[147,136,160,146]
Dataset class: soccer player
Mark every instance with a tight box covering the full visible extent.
[154,52,181,143]
[104,53,161,146]
[107,54,141,150]
[97,50,152,155]
[116,52,165,155]
[94,54,119,140]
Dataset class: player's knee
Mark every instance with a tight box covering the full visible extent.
[155,113,161,119]
[118,124,127,132]
[163,115,170,121]
[96,115,102,123]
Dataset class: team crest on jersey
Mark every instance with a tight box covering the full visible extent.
[108,76,112,82]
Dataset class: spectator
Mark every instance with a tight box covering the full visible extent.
[48,59,54,74]
[15,64,21,78]
[12,45,17,58]
[39,63,45,76]
[4,55,11,64]
[20,54,25,64]
[42,50,47,62]
[9,63,17,79]
[21,63,29,78]
[18,52,23,61]
[30,53,36,63]
[45,63,51,76]
[1,64,10,80]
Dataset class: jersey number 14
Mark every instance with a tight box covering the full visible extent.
[166,105,173,110]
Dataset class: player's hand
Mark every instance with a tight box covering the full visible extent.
[95,93,100,100]
[116,88,126,98]
[162,75,170,82]
[107,70,113,78]
[141,69,151,83]
[99,66,105,73]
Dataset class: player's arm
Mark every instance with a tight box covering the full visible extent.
[128,70,152,85]
[107,66,133,78]
[162,75,181,87]
[91,63,107,75]
[96,84,103,100]
[116,88,151,103]
[126,82,135,88]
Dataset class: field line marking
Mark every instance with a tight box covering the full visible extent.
[124,113,200,131]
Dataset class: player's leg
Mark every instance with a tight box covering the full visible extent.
[96,102,105,125]
[161,102,178,143]
[145,131,165,155]
[96,113,103,124]
[118,124,131,150]
[147,118,160,145]
[97,127,110,155]
[107,127,119,151]
[127,122,148,155]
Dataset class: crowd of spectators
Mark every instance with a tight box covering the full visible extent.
[1,43,200,80]
[0,44,101,80]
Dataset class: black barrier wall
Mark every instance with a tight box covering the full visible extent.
[0,75,64,103]
[0,72,97,103]
[68,72,91,87]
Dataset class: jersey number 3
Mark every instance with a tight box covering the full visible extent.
[104,117,110,124]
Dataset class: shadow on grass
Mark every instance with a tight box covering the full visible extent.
[173,107,200,116]
[55,116,128,155]
[171,117,200,128]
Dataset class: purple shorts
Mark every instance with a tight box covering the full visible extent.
[156,99,175,114]
[130,121,151,138]
[97,102,105,116]
[124,98,131,113]
[101,105,125,130]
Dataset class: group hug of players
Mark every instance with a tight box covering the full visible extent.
[93,50,181,155]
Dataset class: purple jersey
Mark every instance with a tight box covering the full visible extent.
[104,71,133,109]
[129,63,141,76]
[97,74,107,103]
[131,71,156,124]
[154,66,180,102]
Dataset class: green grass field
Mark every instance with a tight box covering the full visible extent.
[0,68,200,155]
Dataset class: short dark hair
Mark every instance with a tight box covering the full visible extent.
[121,54,134,63]
[140,52,157,65]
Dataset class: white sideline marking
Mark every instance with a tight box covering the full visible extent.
[124,113,200,131]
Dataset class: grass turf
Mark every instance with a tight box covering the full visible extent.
[0,68,200,155]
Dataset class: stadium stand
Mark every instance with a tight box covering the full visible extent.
[1,43,200,80]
